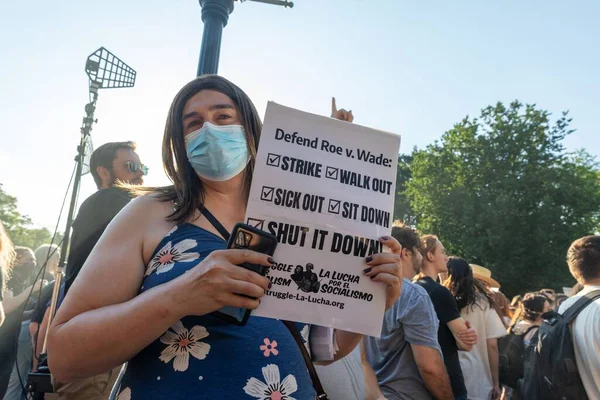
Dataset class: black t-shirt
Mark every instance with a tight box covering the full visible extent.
[64,188,131,295]
[414,275,467,397]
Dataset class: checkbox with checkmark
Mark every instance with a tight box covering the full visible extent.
[325,166,339,180]
[266,153,281,168]
[246,218,266,230]
[328,199,341,214]
[261,186,275,202]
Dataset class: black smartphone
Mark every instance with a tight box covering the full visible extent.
[211,223,278,326]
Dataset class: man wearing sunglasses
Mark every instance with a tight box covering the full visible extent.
[63,141,147,296]
[35,141,147,400]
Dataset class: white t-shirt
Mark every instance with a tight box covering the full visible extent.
[558,284,600,400]
[315,345,365,400]
[458,295,507,400]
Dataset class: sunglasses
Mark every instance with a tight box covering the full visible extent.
[125,161,149,176]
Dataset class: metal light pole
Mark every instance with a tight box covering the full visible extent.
[196,0,293,76]
[27,47,136,400]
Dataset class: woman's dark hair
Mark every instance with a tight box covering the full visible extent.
[444,256,493,311]
[133,75,262,225]
[520,293,548,321]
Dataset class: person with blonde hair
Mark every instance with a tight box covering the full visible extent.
[0,221,16,326]
[414,235,477,400]
[0,246,46,396]
[4,243,61,400]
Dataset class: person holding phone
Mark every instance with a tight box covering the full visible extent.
[47,75,403,399]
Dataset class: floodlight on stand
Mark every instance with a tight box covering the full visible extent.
[27,47,136,400]
[85,47,136,89]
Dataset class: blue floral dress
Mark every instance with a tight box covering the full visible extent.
[117,224,315,399]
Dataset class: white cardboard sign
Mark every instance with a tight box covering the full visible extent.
[246,102,401,337]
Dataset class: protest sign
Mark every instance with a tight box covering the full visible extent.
[246,102,401,337]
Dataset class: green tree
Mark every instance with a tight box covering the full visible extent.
[407,101,600,296]
[0,184,61,251]
[393,153,417,226]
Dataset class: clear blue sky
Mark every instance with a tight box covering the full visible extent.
[1,0,598,231]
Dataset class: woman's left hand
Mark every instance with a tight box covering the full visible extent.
[362,236,403,310]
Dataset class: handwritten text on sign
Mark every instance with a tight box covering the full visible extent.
[246,102,401,337]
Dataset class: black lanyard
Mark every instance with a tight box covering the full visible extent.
[199,207,230,241]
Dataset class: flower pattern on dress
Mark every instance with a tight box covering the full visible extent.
[117,387,131,400]
[260,338,279,357]
[244,364,298,400]
[146,239,199,276]
[159,321,211,372]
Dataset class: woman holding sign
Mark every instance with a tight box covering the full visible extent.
[47,75,403,399]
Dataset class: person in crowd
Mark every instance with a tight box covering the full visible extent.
[63,140,146,296]
[444,258,506,400]
[508,293,550,346]
[553,293,568,309]
[509,295,522,316]
[4,244,60,400]
[470,265,512,328]
[47,75,403,399]
[0,221,15,327]
[538,288,556,310]
[414,235,478,400]
[0,247,46,395]
[39,141,147,400]
[491,291,512,328]
[29,245,61,371]
[364,223,456,400]
[558,235,600,399]
[568,282,584,297]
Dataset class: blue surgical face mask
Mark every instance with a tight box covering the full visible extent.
[185,121,250,181]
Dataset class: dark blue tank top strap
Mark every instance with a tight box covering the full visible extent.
[199,207,230,241]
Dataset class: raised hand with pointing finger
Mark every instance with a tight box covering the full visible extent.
[331,97,354,122]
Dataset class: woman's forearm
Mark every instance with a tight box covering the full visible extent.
[487,339,500,387]
[333,330,362,361]
[2,289,31,314]
[48,281,183,382]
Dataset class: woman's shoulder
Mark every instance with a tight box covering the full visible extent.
[121,194,177,223]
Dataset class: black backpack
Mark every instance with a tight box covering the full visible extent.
[498,324,538,388]
[520,290,600,400]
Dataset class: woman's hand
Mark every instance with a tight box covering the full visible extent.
[362,236,403,310]
[491,385,501,400]
[170,249,273,318]
[331,97,354,122]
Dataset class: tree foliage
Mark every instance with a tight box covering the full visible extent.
[393,153,417,226]
[404,101,600,296]
[0,184,62,251]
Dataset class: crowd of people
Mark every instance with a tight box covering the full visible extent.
[0,75,598,400]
